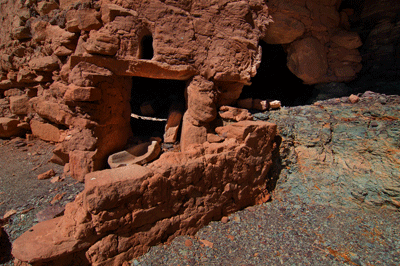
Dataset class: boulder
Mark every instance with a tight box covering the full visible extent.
[0,117,21,138]
[30,120,64,143]
[237,98,253,109]
[287,37,328,84]
[263,13,305,44]
[331,31,363,49]
[11,26,31,40]
[9,95,29,115]
[253,99,269,111]
[66,9,102,32]
[84,31,120,56]
[69,150,96,182]
[101,4,138,24]
[64,84,102,102]
[37,0,59,16]
[28,56,60,72]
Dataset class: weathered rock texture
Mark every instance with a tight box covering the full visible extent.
[12,120,278,265]
[0,0,371,264]
[267,91,400,210]
[354,0,400,87]
[0,0,364,180]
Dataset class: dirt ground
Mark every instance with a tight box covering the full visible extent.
[0,137,84,264]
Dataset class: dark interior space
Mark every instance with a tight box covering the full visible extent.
[130,77,186,140]
[140,35,154,60]
[240,41,316,107]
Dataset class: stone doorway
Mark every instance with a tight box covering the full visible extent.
[240,41,315,106]
[129,77,187,141]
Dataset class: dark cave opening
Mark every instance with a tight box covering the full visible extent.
[240,41,316,107]
[130,77,186,140]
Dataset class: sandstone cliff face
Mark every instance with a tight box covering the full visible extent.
[0,0,363,179]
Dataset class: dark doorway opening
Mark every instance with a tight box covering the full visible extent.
[240,41,316,106]
[130,77,186,140]
[140,35,154,60]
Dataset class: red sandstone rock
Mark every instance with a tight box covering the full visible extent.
[269,100,281,109]
[64,84,102,102]
[287,37,328,84]
[187,76,217,123]
[0,117,22,138]
[12,120,278,265]
[0,1,368,262]
[180,112,208,151]
[219,106,253,122]
[101,4,138,24]
[66,9,102,33]
[30,120,64,143]
[28,56,60,72]
[264,13,305,44]
[37,169,56,180]
[9,95,29,115]
[84,30,120,56]
[69,150,96,182]
[37,0,59,16]
[207,133,224,143]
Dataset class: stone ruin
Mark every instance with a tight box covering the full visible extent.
[0,0,364,264]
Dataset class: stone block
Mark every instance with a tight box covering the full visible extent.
[9,95,29,115]
[30,120,64,142]
[64,84,102,102]
[66,9,102,32]
[0,117,22,138]
[28,56,60,72]
[101,4,138,24]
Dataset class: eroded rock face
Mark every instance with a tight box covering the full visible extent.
[0,0,368,264]
[12,120,279,265]
[0,0,364,178]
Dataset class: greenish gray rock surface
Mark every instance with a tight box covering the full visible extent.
[267,91,400,210]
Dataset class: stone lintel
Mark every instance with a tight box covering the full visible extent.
[70,56,198,80]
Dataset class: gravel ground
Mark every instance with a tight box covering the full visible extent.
[136,198,400,266]
[0,138,85,265]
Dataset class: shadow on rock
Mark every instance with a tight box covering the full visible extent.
[0,226,12,264]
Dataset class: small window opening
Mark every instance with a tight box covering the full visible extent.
[140,35,154,60]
